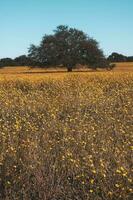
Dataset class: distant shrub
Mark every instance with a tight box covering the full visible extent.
[107,63,116,70]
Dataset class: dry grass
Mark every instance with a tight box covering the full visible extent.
[0,68,133,199]
[113,62,133,71]
[0,62,133,76]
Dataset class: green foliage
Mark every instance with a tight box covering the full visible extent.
[108,52,133,62]
[0,58,15,67]
[14,55,33,66]
[0,56,33,68]
[28,25,109,71]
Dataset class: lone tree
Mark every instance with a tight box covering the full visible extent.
[28,25,109,72]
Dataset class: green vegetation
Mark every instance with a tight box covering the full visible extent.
[0,25,112,71]
[29,25,109,71]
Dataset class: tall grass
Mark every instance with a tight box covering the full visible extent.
[0,72,132,200]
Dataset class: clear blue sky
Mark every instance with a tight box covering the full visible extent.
[0,0,133,58]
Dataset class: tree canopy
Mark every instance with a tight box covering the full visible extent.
[107,53,127,62]
[107,52,133,62]
[0,55,33,68]
[0,58,15,67]
[1,26,132,69]
[14,55,33,66]
[28,25,109,71]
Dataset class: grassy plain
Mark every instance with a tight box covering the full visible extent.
[0,61,133,75]
[0,63,133,199]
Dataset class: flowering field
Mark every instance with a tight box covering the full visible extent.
[0,72,133,200]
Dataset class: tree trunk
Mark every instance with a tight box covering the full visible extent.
[67,66,72,72]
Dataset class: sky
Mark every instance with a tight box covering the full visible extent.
[0,0,133,58]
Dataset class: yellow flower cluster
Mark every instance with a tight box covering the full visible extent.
[0,72,132,199]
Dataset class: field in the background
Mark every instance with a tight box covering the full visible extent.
[0,62,133,76]
[0,68,133,199]
[113,62,133,71]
